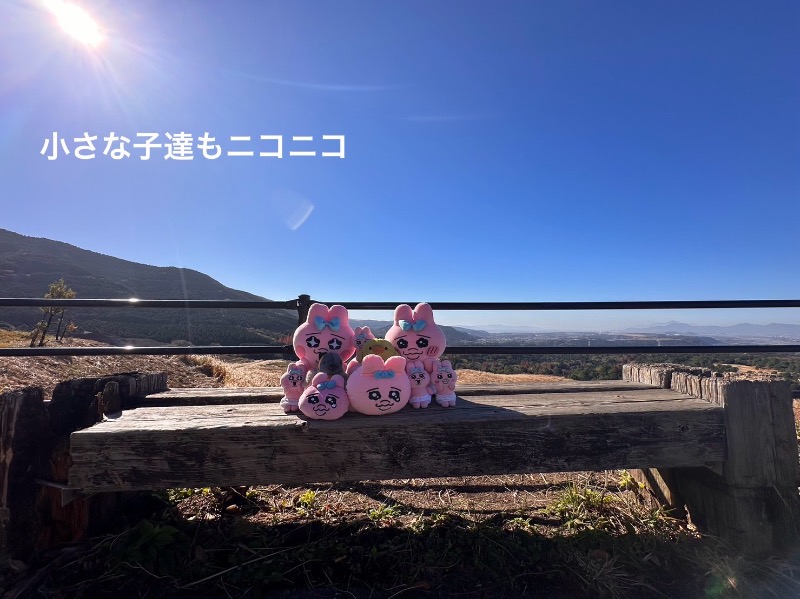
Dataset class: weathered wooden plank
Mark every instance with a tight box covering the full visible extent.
[72,389,715,426]
[622,363,712,388]
[143,386,285,405]
[49,372,168,434]
[455,380,658,395]
[69,390,725,492]
[140,380,658,407]
[1,387,48,562]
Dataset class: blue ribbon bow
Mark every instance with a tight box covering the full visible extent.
[399,319,427,332]
[316,381,337,390]
[314,316,340,332]
[373,370,395,379]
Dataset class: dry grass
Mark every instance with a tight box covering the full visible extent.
[456,369,567,383]
[183,357,571,387]
[183,356,290,387]
[0,333,221,396]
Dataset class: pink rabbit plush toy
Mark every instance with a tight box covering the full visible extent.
[279,361,307,413]
[352,326,375,352]
[293,303,356,375]
[346,354,410,415]
[431,359,458,407]
[406,360,434,409]
[385,303,447,364]
[298,373,350,420]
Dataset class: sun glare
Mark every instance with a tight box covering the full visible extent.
[44,0,103,47]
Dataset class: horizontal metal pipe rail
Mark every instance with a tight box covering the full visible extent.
[1,344,799,358]
[3,298,800,310]
[2,295,800,399]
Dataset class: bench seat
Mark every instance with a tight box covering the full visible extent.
[68,381,725,492]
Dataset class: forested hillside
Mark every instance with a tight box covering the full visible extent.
[0,229,297,344]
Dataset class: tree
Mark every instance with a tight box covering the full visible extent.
[30,278,77,347]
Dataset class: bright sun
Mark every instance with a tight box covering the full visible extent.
[44,0,103,47]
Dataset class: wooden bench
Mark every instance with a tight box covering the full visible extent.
[1,364,798,563]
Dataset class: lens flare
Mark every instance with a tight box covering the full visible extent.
[44,0,103,47]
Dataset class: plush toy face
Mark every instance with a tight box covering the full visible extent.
[352,326,375,351]
[385,303,447,362]
[346,355,410,415]
[356,338,399,362]
[432,360,457,393]
[280,362,306,394]
[293,304,356,370]
[406,360,431,395]
[298,374,349,420]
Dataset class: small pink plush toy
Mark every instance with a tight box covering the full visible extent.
[431,359,458,407]
[346,354,410,415]
[298,373,350,420]
[293,303,356,374]
[406,360,433,409]
[279,361,307,413]
[385,303,447,363]
[352,326,375,352]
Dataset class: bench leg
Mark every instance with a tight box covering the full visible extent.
[628,366,800,555]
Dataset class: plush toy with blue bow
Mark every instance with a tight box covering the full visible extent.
[346,355,410,415]
[298,373,350,420]
[352,326,375,352]
[406,359,434,409]
[386,303,447,364]
[292,303,356,375]
[279,361,307,413]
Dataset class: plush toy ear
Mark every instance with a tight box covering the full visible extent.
[306,303,329,323]
[385,355,408,373]
[363,326,374,339]
[330,374,345,387]
[441,360,453,371]
[287,361,305,375]
[423,358,437,373]
[328,305,350,325]
[310,372,330,386]
[393,304,414,325]
[345,359,360,376]
[361,354,385,374]
[412,303,435,323]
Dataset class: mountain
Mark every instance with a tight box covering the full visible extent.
[348,319,479,345]
[625,321,800,339]
[0,229,297,345]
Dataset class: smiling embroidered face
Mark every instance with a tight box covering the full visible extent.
[385,303,447,361]
[298,374,350,420]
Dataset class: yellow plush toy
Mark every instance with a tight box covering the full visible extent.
[356,338,399,362]
[346,338,400,376]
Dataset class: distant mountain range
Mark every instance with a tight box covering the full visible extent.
[349,319,478,345]
[3,228,796,346]
[625,321,800,338]
[0,229,297,345]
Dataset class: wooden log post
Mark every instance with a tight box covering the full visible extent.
[0,387,49,564]
[625,363,800,555]
[0,372,168,563]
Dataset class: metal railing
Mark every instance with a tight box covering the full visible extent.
[1,295,799,357]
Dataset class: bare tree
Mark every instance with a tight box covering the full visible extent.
[30,278,77,347]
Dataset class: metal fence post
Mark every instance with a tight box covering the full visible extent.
[297,294,311,326]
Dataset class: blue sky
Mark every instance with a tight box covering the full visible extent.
[2,1,798,330]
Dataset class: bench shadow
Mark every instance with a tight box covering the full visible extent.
[9,491,741,599]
